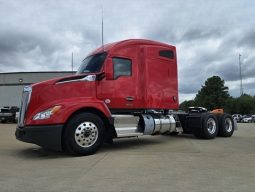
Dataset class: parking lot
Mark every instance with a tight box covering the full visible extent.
[0,123,255,192]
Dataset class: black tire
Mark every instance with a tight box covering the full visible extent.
[169,132,179,136]
[63,112,105,156]
[218,113,234,137]
[1,119,7,123]
[162,131,179,136]
[193,113,219,139]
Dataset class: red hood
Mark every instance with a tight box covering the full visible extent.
[32,74,87,87]
[25,74,98,125]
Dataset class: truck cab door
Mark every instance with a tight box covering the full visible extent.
[97,56,143,110]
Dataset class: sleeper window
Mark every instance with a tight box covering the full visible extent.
[159,50,174,59]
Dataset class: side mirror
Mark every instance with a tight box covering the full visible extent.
[105,59,114,80]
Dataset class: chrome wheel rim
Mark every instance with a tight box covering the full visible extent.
[74,122,98,148]
[207,118,216,134]
[224,118,233,132]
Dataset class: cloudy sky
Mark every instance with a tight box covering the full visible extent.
[0,0,254,101]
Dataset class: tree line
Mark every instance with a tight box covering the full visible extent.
[179,76,255,114]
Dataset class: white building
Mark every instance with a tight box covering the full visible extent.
[0,71,73,107]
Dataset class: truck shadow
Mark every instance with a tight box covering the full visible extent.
[100,137,164,152]
[15,137,166,159]
[15,134,197,159]
[101,134,197,152]
[16,147,70,159]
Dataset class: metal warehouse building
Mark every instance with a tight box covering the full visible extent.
[0,71,73,107]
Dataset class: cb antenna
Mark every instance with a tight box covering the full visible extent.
[101,7,104,51]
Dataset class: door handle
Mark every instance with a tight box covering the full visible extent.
[126,96,134,101]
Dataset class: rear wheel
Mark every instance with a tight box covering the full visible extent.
[1,119,7,123]
[193,113,219,139]
[218,113,234,137]
[63,112,105,156]
[169,131,179,136]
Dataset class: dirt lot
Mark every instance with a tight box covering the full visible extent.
[0,123,255,192]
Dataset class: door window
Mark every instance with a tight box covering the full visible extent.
[113,58,132,79]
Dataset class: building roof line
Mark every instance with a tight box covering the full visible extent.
[0,71,74,75]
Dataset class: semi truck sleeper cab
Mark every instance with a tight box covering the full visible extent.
[15,39,236,156]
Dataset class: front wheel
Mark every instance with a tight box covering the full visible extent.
[63,112,105,156]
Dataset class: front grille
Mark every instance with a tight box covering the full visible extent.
[18,86,32,127]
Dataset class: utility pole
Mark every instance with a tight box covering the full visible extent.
[239,53,243,96]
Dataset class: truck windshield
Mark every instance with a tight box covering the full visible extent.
[76,52,107,74]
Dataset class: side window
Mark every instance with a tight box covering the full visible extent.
[113,57,132,79]
[159,50,174,59]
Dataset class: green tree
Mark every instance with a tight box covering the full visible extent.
[224,97,237,114]
[194,76,230,110]
[179,100,195,111]
[236,94,255,114]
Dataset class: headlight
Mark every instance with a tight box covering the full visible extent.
[33,106,61,120]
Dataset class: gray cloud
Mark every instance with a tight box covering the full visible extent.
[181,28,223,42]
[0,0,255,100]
[238,30,255,48]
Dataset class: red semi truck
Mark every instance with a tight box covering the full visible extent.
[16,39,236,155]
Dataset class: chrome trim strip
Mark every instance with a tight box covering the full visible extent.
[56,75,96,84]
[115,127,143,137]
[116,132,143,138]
[18,86,32,127]
[56,79,82,84]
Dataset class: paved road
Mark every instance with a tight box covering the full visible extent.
[0,123,255,192]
